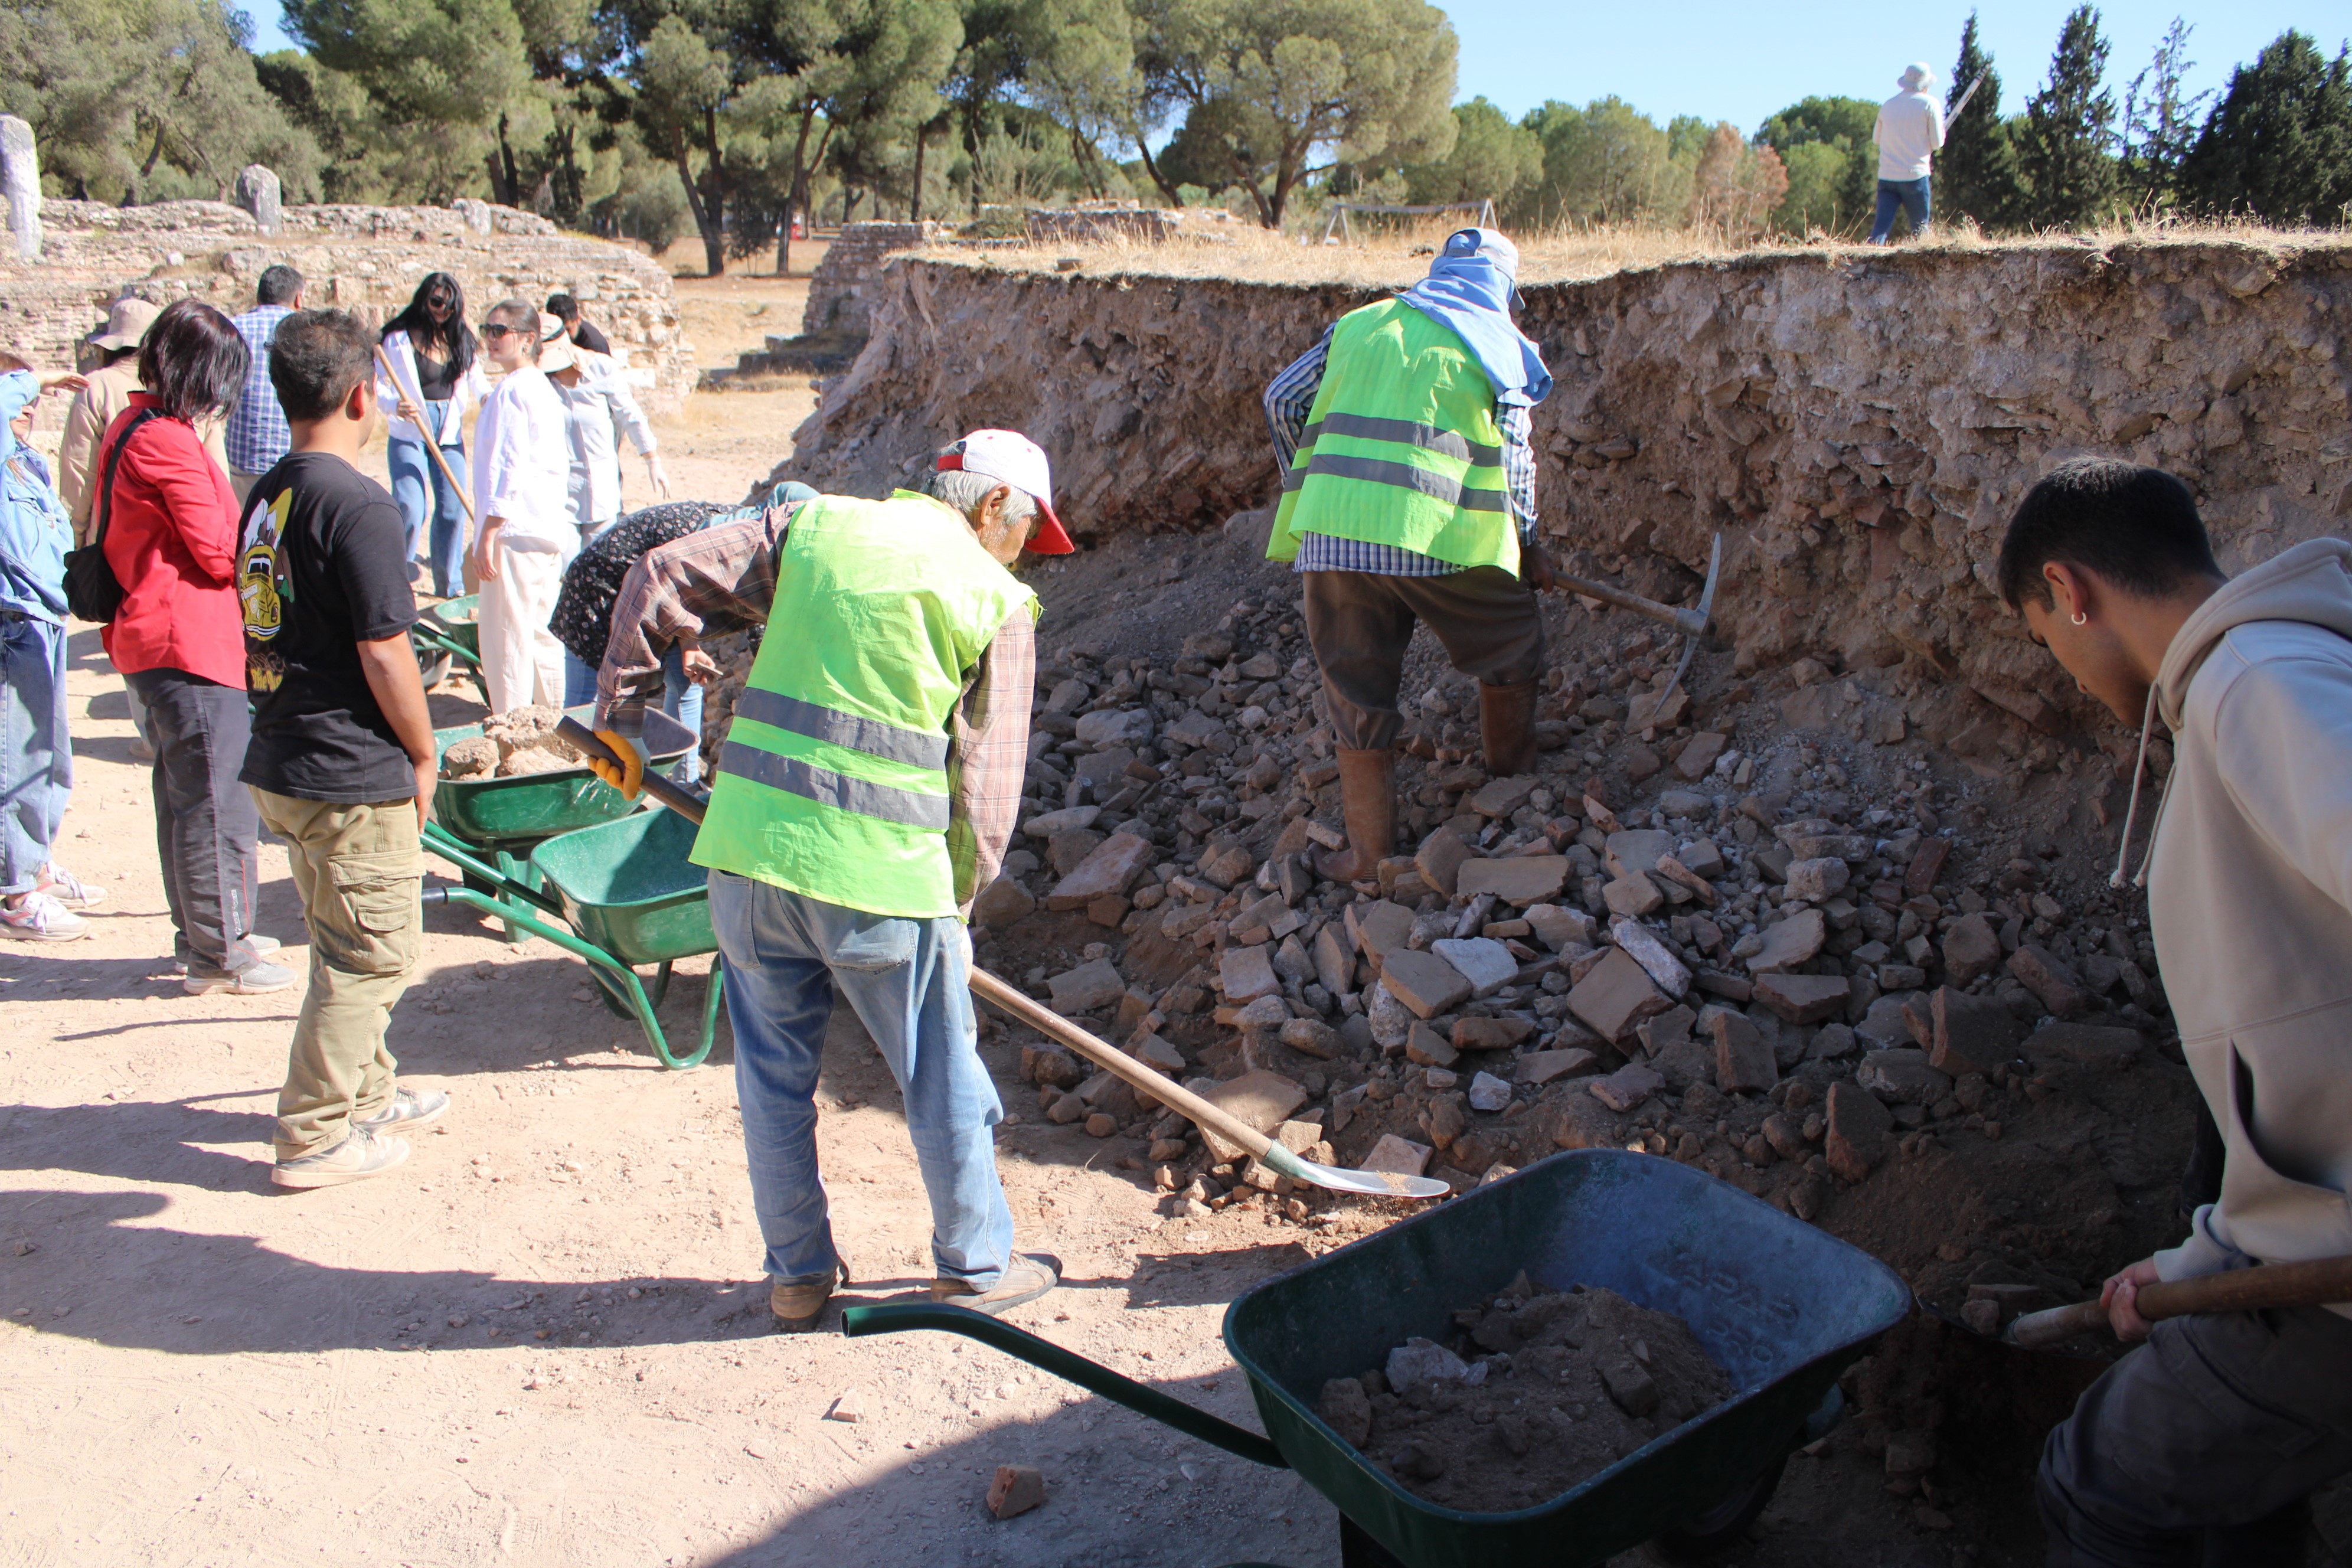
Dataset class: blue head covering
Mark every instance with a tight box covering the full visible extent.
[1393,228,1553,409]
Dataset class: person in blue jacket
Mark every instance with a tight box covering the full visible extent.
[1,358,107,941]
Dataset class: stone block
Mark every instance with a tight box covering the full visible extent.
[1523,903,1596,951]
[1046,828,1105,877]
[1711,1010,1779,1094]
[1313,925,1354,998]
[1590,1063,1665,1112]
[1468,1072,1513,1113]
[1456,855,1570,905]
[1432,936,1517,997]
[1358,1134,1433,1178]
[1752,972,1852,1024]
[1567,947,1670,1042]
[1747,907,1828,974]
[1046,831,1155,910]
[1857,1048,1952,1105]
[1197,838,1254,888]
[1603,876,1665,918]
[1825,1081,1894,1182]
[1278,1018,1341,1059]
[1196,1070,1308,1162]
[1347,899,1415,965]
[1784,857,1851,902]
[1413,829,1480,897]
[1452,1016,1536,1051]
[988,1465,1046,1520]
[1047,958,1125,1014]
[2008,945,2088,1017]
[1218,945,1280,1004]
[234,164,282,234]
[1132,1034,1187,1074]
[1074,708,1154,747]
[1673,732,1727,780]
[1604,829,1675,880]
[1942,913,2003,985]
[1928,986,2023,1076]
[1518,1048,1595,1084]
[1854,993,1920,1051]
[1404,1021,1458,1069]
[971,876,1035,929]
[1469,775,1538,818]
[1380,948,1474,1018]
[1610,917,1692,997]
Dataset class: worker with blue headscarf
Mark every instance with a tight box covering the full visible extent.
[1263,227,1555,884]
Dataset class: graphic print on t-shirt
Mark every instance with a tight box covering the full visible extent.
[241,486,292,691]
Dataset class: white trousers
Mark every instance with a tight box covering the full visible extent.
[476,540,566,715]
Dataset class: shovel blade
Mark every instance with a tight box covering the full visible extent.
[1285,1154,1451,1200]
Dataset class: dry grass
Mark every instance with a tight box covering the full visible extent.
[916,212,2352,289]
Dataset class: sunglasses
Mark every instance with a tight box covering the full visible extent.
[480,323,522,340]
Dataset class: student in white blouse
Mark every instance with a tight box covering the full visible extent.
[549,342,669,547]
[375,273,491,596]
[468,303,574,714]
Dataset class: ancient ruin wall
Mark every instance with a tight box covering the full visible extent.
[0,199,697,411]
[783,239,2352,737]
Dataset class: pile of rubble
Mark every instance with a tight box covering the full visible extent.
[974,586,2201,1343]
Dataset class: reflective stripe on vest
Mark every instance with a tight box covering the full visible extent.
[690,490,1038,919]
[1268,300,1518,573]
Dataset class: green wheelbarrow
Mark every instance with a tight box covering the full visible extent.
[423,803,726,1070]
[427,704,697,943]
[411,595,486,700]
[846,1151,1911,1567]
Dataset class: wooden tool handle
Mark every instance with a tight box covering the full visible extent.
[557,717,1279,1168]
[2008,1255,2352,1348]
[373,345,478,524]
[966,968,1278,1167]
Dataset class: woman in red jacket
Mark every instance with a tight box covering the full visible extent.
[97,300,292,994]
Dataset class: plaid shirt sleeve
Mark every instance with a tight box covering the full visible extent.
[946,605,1035,917]
[594,500,801,737]
[1500,402,1538,546]
[1263,326,1334,471]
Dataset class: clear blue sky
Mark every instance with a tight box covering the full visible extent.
[1444,2,2349,134]
[247,2,2347,137]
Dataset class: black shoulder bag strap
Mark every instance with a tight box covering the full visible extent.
[61,406,162,625]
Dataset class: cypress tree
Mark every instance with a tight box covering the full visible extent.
[2016,4,2120,229]
[1938,11,2025,231]
[2178,31,2352,226]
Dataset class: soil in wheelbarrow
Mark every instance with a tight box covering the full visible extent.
[1317,1274,1732,1514]
[440,703,583,779]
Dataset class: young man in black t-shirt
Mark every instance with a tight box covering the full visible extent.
[238,310,452,1189]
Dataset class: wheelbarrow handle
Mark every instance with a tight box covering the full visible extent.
[842,1302,1289,1469]
[557,717,712,822]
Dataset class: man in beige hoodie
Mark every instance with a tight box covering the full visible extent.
[1998,456,2352,1566]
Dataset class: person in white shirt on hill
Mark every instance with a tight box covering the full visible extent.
[1871,62,1945,244]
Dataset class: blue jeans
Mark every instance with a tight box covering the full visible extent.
[708,870,1012,1290]
[1870,177,1930,243]
[561,646,703,783]
[1,610,69,895]
[388,430,468,597]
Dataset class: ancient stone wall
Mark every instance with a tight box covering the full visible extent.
[800,221,942,338]
[0,198,697,411]
[781,239,2352,740]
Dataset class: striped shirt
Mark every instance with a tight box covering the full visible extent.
[1263,322,1538,576]
[224,305,295,475]
[594,492,1034,914]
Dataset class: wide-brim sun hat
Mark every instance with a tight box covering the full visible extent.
[89,296,162,353]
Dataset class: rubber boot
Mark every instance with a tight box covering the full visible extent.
[1479,677,1541,779]
[1312,747,1396,886]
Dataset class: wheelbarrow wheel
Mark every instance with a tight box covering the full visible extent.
[586,962,638,1020]
[1647,1449,1788,1563]
[417,649,453,692]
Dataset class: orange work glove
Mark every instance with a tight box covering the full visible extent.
[588,729,644,799]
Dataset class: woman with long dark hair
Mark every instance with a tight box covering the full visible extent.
[98,299,290,994]
[376,272,487,596]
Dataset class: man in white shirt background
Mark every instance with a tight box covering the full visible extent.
[469,303,574,714]
[1871,62,1944,244]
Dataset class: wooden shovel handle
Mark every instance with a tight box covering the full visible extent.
[373,345,478,524]
[966,969,1278,1167]
[2008,1255,2352,1348]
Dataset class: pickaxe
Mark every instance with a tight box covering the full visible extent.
[1549,531,1722,710]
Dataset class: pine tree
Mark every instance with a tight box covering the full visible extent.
[1938,11,2024,230]
[2178,30,2352,226]
[2016,4,2119,229]
[2119,18,2212,210]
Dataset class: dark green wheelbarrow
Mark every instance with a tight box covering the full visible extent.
[427,704,697,943]
[411,595,486,699]
[847,1151,1910,1567]
[423,803,726,1070]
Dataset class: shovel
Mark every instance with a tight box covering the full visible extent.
[2005,1253,2352,1349]
[554,718,1450,1201]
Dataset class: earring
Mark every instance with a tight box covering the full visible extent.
[2072,611,2088,626]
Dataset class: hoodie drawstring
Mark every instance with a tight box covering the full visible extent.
[2110,684,2161,890]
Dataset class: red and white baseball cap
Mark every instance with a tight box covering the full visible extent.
[937,429,1073,554]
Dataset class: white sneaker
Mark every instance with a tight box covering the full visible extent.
[172,935,281,976]
[185,956,296,995]
[271,1125,411,1188]
[2,891,87,942]
[36,864,105,908]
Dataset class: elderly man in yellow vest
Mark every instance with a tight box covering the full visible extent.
[1265,228,1556,884]
[588,431,1074,1330]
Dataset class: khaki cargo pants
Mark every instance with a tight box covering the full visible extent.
[250,789,424,1160]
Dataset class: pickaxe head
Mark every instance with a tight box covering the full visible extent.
[1549,533,1722,716]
